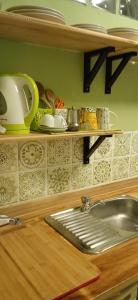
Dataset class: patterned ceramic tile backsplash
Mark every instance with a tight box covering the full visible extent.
[0,131,138,207]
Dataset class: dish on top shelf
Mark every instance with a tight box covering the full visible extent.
[6,5,65,24]
[72,24,107,34]
[6,5,64,16]
[107,27,138,41]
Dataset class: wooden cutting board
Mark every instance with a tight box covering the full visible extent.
[0,221,100,300]
[0,243,41,300]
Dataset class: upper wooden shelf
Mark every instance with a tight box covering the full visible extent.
[0,129,122,143]
[0,11,138,54]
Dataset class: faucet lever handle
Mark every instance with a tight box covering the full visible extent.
[81,196,93,212]
[0,215,21,226]
[81,196,93,205]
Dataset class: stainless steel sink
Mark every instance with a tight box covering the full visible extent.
[45,195,138,254]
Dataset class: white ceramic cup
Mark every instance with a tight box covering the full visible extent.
[54,115,67,128]
[41,114,54,127]
[54,108,68,121]
[96,107,118,130]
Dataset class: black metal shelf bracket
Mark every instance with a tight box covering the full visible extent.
[83,46,115,92]
[105,51,137,94]
[83,135,112,164]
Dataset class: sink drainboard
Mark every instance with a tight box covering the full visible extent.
[45,207,137,254]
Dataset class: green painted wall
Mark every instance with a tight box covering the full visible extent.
[1,0,138,130]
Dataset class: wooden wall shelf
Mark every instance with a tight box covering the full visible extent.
[0,129,122,164]
[0,11,138,93]
[0,11,138,54]
[0,130,122,143]
[0,12,124,162]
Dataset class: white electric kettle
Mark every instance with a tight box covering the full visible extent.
[0,73,39,134]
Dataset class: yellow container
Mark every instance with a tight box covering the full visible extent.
[80,108,98,130]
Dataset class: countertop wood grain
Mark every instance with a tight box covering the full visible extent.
[0,178,138,300]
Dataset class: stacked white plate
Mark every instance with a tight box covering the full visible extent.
[39,125,68,133]
[108,27,138,41]
[6,5,65,24]
[72,24,107,34]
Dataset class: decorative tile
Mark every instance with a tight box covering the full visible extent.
[71,164,92,189]
[94,136,113,159]
[129,155,138,177]
[47,166,71,194]
[72,137,83,163]
[113,133,131,157]
[19,170,46,201]
[0,173,19,206]
[131,132,138,154]
[72,137,94,164]
[93,159,111,185]
[90,137,94,145]
[18,141,46,171]
[0,131,138,208]
[47,139,71,166]
[0,143,18,173]
[112,157,129,181]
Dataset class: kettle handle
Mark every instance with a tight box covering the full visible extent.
[16,73,39,127]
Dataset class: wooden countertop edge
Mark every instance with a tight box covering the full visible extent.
[0,177,138,300]
[62,236,138,300]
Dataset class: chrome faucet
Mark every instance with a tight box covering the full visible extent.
[81,196,105,212]
[0,215,21,225]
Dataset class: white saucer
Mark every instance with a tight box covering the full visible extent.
[15,12,65,24]
[72,24,107,34]
[11,9,65,20]
[6,5,64,17]
[39,125,68,133]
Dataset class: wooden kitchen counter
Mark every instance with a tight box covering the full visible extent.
[0,177,138,300]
